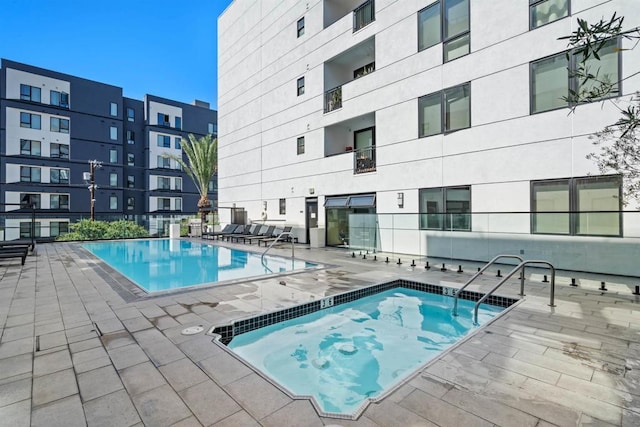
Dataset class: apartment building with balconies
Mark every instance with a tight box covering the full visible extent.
[0,59,217,239]
[217,0,640,274]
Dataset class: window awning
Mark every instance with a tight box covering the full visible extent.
[324,194,376,208]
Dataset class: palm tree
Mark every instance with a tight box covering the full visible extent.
[163,133,217,231]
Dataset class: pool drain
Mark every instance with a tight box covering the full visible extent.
[181,325,205,335]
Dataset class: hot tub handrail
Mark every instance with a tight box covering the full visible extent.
[452,254,524,316]
[473,260,556,324]
[260,231,295,272]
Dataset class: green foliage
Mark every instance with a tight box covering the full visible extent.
[162,133,217,209]
[56,219,149,241]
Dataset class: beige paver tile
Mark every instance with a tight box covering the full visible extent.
[75,355,113,374]
[122,316,153,332]
[83,389,141,427]
[0,353,32,381]
[178,335,222,362]
[225,373,291,420]
[362,398,437,426]
[0,377,30,408]
[179,380,241,425]
[171,416,204,426]
[0,398,30,427]
[32,368,78,406]
[408,372,454,399]
[159,357,209,391]
[0,337,33,358]
[33,348,72,376]
[399,388,493,427]
[482,352,561,385]
[108,343,149,369]
[198,352,252,386]
[1,324,33,343]
[120,361,167,396]
[72,346,108,366]
[513,348,595,380]
[261,400,323,427]
[31,394,85,427]
[100,330,135,350]
[69,337,102,354]
[78,365,124,402]
[557,374,636,408]
[212,410,260,427]
[132,384,193,426]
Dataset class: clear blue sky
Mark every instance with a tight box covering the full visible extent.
[0,0,233,109]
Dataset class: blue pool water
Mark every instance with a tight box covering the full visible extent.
[83,239,316,292]
[228,288,503,415]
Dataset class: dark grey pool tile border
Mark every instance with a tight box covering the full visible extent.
[212,279,519,345]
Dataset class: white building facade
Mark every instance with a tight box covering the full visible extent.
[217,0,640,275]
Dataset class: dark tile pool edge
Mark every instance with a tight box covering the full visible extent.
[207,279,522,420]
[211,278,519,344]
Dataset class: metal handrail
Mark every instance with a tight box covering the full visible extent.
[452,254,524,316]
[260,231,295,272]
[473,260,556,324]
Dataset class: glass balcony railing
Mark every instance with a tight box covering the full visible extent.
[354,146,376,174]
[324,86,342,113]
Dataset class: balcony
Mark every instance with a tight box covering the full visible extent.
[323,37,375,114]
[353,0,375,32]
[354,146,376,174]
[323,0,374,29]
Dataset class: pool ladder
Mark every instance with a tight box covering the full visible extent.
[451,254,556,324]
[260,231,295,273]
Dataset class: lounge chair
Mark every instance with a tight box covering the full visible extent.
[220,224,250,241]
[244,225,275,245]
[229,224,262,243]
[258,226,298,247]
[202,224,238,239]
[0,239,35,251]
[0,246,29,265]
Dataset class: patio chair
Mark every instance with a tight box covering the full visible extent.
[258,226,298,247]
[229,224,262,243]
[204,224,237,240]
[244,225,276,245]
[220,224,250,241]
[0,246,29,265]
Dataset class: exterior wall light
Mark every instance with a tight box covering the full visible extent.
[397,192,404,208]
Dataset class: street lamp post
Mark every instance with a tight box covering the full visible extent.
[84,160,102,221]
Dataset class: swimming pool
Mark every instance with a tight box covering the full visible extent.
[225,286,505,416]
[83,239,317,292]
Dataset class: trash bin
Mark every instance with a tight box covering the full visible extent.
[309,227,325,248]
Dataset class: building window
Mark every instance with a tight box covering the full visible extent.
[127,197,135,210]
[50,194,69,210]
[157,135,171,148]
[296,136,305,155]
[50,168,69,184]
[175,177,182,191]
[158,177,170,190]
[51,143,69,159]
[418,0,469,62]
[157,155,171,168]
[158,198,171,210]
[531,39,619,114]
[127,175,135,188]
[127,153,135,166]
[297,77,305,96]
[50,222,69,237]
[20,84,41,102]
[20,139,41,156]
[50,90,69,108]
[127,107,135,122]
[20,112,41,129]
[20,193,41,209]
[208,179,216,192]
[175,117,182,130]
[354,62,375,79]
[110,196,118,210]
[110,126,117,140]
[419,83,470,137]
[532,175,622,236]
[109,149,117,163]
[20,166,41,183]
[50,117,70,133]
[126,130,135,144]
[419,186,471,231]
[110,102,118,116]
[353,0,375,32]
[530,0,569,29]
[158,113,170,127]
[175,137,181,149]
[279,198,286,215]
[110,172,118,187]
[297,17,305,37]
[176,198,182,211]
[208,123,214,134]
[20,222,41,238]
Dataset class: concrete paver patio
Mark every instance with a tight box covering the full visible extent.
[0,240,639,426]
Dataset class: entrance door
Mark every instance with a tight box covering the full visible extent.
[305,198,318,243]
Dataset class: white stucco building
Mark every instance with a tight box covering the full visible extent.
[217,0,640,275]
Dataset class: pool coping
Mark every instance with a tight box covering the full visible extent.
[73,238,332,303]
[207,277,522,420]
